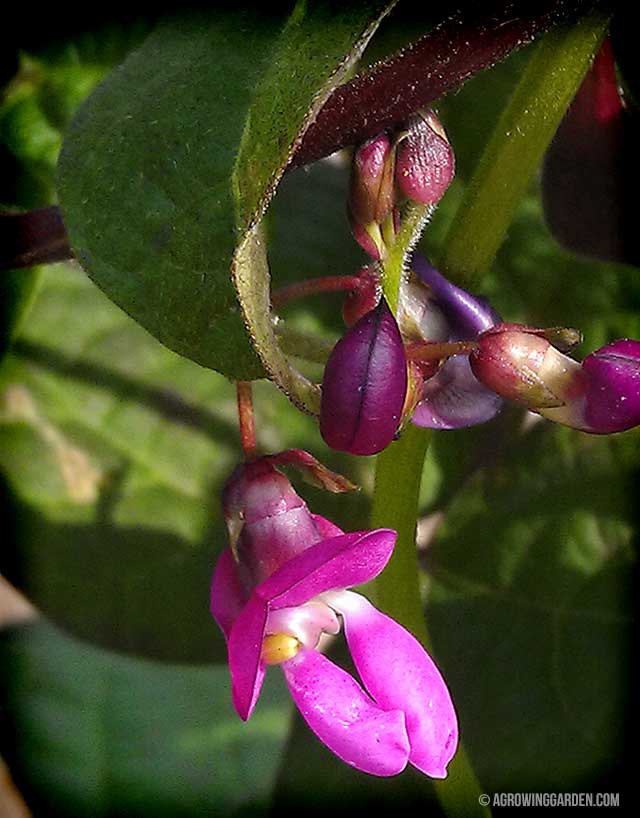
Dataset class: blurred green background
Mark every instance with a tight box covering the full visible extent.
[1,4,635,816]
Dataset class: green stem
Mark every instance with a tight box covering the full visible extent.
[370,11,609,818]
[380,201,433,312]
[370,424,431,632]
[437,8,610,288]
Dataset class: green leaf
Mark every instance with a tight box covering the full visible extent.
[425,423,634,793]
[0,262,241,661]
[58,4,395,388]
[0,621,292,817]
[0,259,364,662]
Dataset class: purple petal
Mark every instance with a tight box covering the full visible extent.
[412,354,503,429]
[411,254,499,339]
[582,339,640,433]
[336,592,458,778]
[236,507,325,588]
[227,595,268,720]
[282,647,410,776]
[210,548,247,641]
[257,529,397,610]
[321,300,408,455]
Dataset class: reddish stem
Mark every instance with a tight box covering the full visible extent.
[271,275,365,309]
[236,381,258,460]
[0,206,72,269]
[291,0,591,168]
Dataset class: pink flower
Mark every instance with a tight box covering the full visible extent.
[210,451,458,777]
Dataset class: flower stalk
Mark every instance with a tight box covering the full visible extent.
[236,381,258,461]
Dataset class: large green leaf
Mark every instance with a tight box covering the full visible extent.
[57,3,395,388]
[0,259,368,662]
[0,621,292,818]
[0,261,321,662]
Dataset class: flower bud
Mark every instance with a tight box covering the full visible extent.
[349,133,395,225]
[222,459,319,587]
[320,300,408,455]
[577,340,640,433]
[469,324,582,410]
[395,110,455,206]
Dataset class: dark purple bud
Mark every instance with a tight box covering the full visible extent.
[395,110,455,206]
[320,300,408,456]
[581,340,640,433]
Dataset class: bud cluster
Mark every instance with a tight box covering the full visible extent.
[348,110,455,260]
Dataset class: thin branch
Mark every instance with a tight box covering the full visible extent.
[0,206,72,269]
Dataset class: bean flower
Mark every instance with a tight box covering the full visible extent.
[210,449,458,777]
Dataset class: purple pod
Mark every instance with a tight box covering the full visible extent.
[321,300,408,455]
[582,339,640,433]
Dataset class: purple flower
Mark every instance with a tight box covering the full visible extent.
[320,299,408,455]
[211,453,458,777]
[469,326,640,434]
[407,254,504,429]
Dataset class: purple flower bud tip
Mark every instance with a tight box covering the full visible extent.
[396,111,455,206]
[321,300,408,456]
[582,340,640,433]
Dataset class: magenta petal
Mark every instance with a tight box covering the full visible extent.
[227,595,268,720]
[210,548,247,641]
[337,593,458,778]
[282,647,410,776]
[412,253,499,338]
[256,529,397,610]
[320,300,408,455]
[582,339,640,432]
[413,355,503,429]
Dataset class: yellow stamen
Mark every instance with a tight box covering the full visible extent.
[261,633,302,666]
